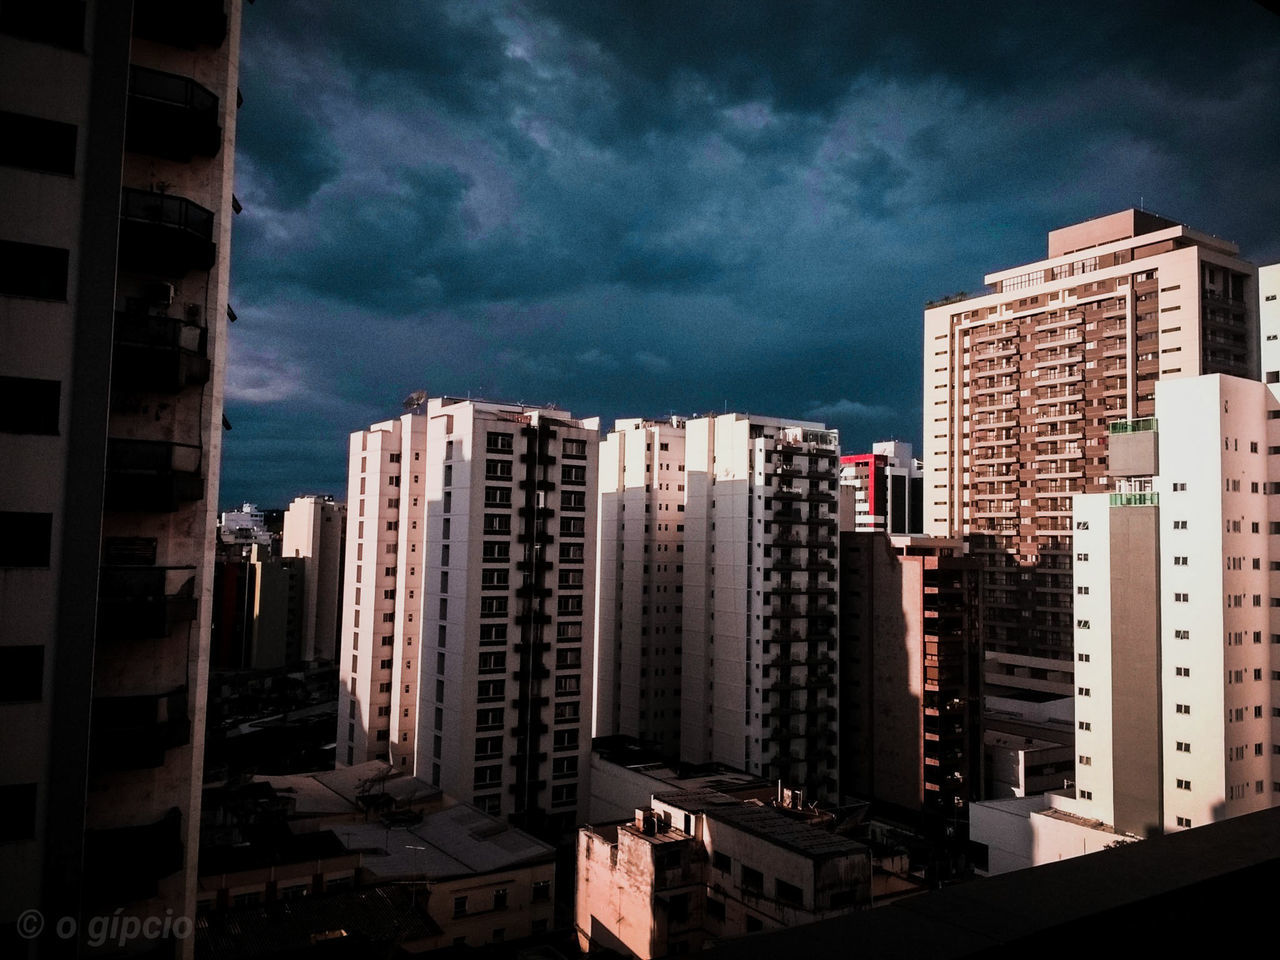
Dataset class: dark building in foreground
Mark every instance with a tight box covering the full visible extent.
[0,3,242,956]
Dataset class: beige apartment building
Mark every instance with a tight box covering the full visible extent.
[282,494,346,664]
[680,414,841,801]
[337,413,426,771]
[923,210,1260,734]
[414,398,601,839]
[0,2,242,955]
[594,417,688,753]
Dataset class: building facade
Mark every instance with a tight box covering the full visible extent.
[336,413,426,770]
[681,414,841,800]
[839,441,923,535]
[923,210,1260,761]
[577,790,870,959]
[414,398,601,838]
[282,494,346,664]
[0,1,241,954]
[838,531,981,827]
[594,417,687,753]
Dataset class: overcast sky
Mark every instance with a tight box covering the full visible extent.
[221,0,1280,508]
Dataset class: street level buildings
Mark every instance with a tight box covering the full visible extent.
[923,210,1261,767]
[0,2,242,955]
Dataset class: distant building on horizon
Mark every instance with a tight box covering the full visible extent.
[839,440,923,535]
[282,494,346,663]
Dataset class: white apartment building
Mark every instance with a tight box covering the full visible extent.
[594,417,687,752]
[414,398,600,838]
[973,373,1280,873]
[282,494,346,663]
[838,440,923,534]
[337,414,426,770]
[923,210,1260,741]
[681,414,841,800]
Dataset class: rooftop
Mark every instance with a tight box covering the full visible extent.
[654,790,865,861]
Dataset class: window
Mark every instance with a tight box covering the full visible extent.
[0,646,43,702]
[561,464,587,485]
[483,541,510,562]
[1175,666,1190,677]
[552,756,578,779]
[1176,703,1190,715]
[479,623,507,644]
[563,438,587,458]
[1174,556,1187,566]
[553,729,579,751]
[1176,816,1191,828]
[480,597,508,618]
[1175,629,1190,639]
[554,675,581,696]
[1078,687,1090,697]
[477,707,503,730]
[555,648,582,669]
[1078,790,1092,800]
[0,377,60,434]
[475,736,503,759]
[474,765,502,788]
[487,432,513,453]
[483,514,511,535]
[0,111,77,175]
[1078,755,1092,766]
[557,622,583,642]
[1078,721,1091,731]
[1173,520,1187,529]
[453,896,468,918]
[0,513,52,567]
[478,651,506,673]
[551,783,577,806]
[1176,779,1191,790]
[1076,553,1088,562]
[776,879,803,906]
[1176,741,1190,752]
[532,881,550,902]
[555,701,580,723]
[558,569,584,589]
[481,568,509,590]
[713,851,731,873]
[0,240,68,300]
[485,459,512,480]
[1174,592,1188,603]
[477,679,505,701]
[740,865,763,894]
[561,490,586,510]
[560,516,586,537]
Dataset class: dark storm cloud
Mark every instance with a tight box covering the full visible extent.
[221,0,1280,508]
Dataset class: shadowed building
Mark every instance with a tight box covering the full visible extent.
[0,2,242,956]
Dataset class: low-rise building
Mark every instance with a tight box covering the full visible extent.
[577,789,870,959]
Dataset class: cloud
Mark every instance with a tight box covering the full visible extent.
[805,399,896,422]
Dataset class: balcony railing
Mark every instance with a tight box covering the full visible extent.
[1110,492,1159,507]
[126,64,222,161]
[119,187,216,274]
[113,311,210,392]
[97,565,198,640]
[133,0,227,48]
[83,807,184,906]
[105,438,204,512]
[90,688,190,774]
[1108,417,1157,435]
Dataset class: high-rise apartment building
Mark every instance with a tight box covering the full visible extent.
[923,210,1260,728]
[681,414,841,800]
[0,2,241,954]
[337,414,426,770]
[594,417,687,754]
[282,494,346,663]
[839,440,923,535]
[1073,375,1280,834]
[972,373,1280,872]
[414,399,601,838]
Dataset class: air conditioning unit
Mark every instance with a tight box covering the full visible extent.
[143,281,174,306]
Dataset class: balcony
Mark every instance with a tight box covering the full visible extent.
[90,688,190,774]
[133,0,227,48]
[105,439,203,512]
[118,187,216,275]
[97,565,197,640]
[113,311,210,392]
[126,65,222,161]
[83,807,183,906]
